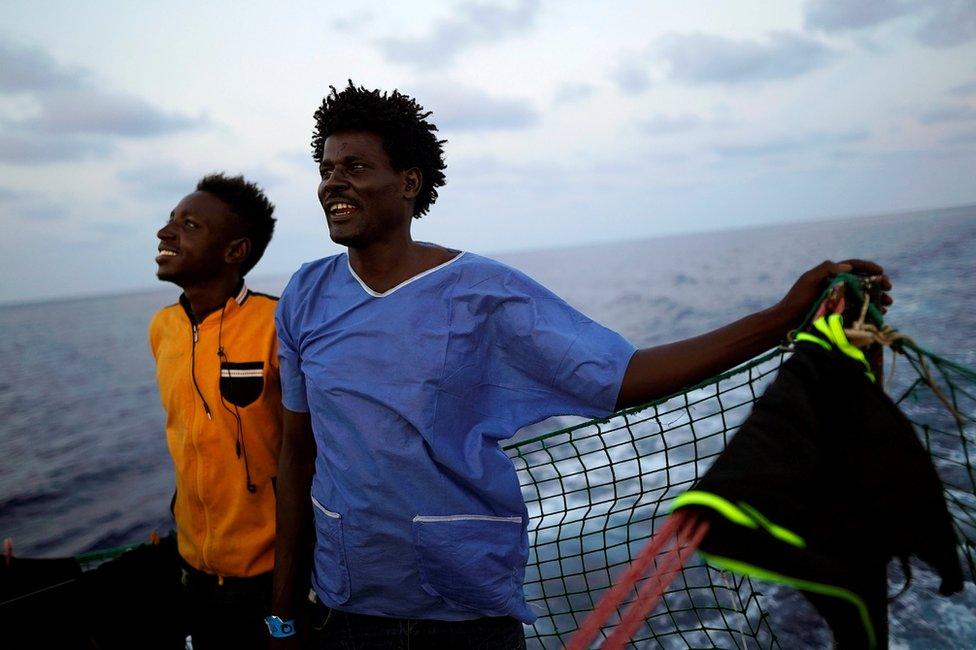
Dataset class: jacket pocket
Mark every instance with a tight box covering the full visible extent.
[311,496,350,604]
[412,514,523,615]
[219,361,264,407]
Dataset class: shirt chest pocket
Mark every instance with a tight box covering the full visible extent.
[219,361,265,407]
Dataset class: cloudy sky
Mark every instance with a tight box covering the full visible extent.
[1,0,974,303]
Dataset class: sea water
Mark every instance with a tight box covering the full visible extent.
[1,205,974,648]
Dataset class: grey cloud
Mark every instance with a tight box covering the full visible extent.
[22,89,208,137]
[713,130,869,158]
[941,128,976,144]
[804,0,976,48]
[0,188,67,221]
[0,186,26,202]
[449,154,569,190]
[804,0,912,32]
[915,1,976,48]
[659,32,835,85]
[919,104,976,124]
[0,133,113,164]
[88,219,138,234]
[376,0,540,69]
[552,83,597,105]
[449,154,505,176]
[0,41,83,93]
[411,84,540,131]
[0,40,209,163]
[611,61,653,95]
[828,148,860,161]
[641,114,705,134]
[18,203,67,221]
[332,11,376,32]
[117,165,205,201]
[278,150,315,168]
[949,80,976,97]
[118,163,283,202]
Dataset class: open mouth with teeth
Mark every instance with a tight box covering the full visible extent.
[156,249,178,262]
[329,202,359,219]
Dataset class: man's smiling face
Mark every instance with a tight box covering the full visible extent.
[156,191,239,286]
[317,131,416,248]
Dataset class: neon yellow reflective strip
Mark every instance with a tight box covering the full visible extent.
[809,316,876,383]
[828,314,868,367]
[737,502,806,549]
[812,315,834,343]
[670,491,756,528]
[827,314,877,383]
[698,552,876,650]
[672,492,807,548]
[795,332,831,352]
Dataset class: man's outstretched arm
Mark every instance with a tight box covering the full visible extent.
[615,259,890,409]
[270,408,316,647]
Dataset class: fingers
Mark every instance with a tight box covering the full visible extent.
[827,259,891,292]
[815,258,893,314]
[839,258,884,275]
[880,289,893,314]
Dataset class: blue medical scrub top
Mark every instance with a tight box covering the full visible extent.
[276,252,636,622]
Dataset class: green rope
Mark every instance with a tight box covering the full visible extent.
[792,272,886,336]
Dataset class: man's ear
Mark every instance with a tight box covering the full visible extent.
[403,168,422,200]
[226,237,251,266]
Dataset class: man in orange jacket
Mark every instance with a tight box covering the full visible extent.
[150,173,281,649]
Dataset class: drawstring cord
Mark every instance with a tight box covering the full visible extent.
[216,303,257,494]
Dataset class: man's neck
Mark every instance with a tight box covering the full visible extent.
[348,238,454,295]
[181,275,243,323]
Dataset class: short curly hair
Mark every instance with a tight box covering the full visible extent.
[196,173,276,276]
[311,81,447,218]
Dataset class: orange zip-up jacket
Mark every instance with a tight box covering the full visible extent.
[149,283,282,578]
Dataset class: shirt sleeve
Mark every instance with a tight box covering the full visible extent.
[276,271,310,413]
[488,269,637,427]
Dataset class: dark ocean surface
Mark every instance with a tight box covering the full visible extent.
[2,205,974,648]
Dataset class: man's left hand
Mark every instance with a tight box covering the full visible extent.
[775,259,893,328]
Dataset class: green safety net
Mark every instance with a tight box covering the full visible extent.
[504,341,976,649]
[66,330,975,648]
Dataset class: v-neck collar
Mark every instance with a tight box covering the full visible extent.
[346,251,466,298]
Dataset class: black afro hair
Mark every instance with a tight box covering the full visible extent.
[311,81,447,218]
[196,173,276,276]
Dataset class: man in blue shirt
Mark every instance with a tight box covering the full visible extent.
[268,82,889,649]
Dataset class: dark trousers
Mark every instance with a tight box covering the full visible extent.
[181,561,271,650]
[307,600,526,650]
[84,535,187,650]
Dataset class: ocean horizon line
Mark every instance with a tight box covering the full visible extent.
[3,200,973,310]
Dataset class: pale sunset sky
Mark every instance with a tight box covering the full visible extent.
[1,0,974,303]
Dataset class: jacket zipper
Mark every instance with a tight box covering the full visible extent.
[189,320,214,573]
[191,323,213,420]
